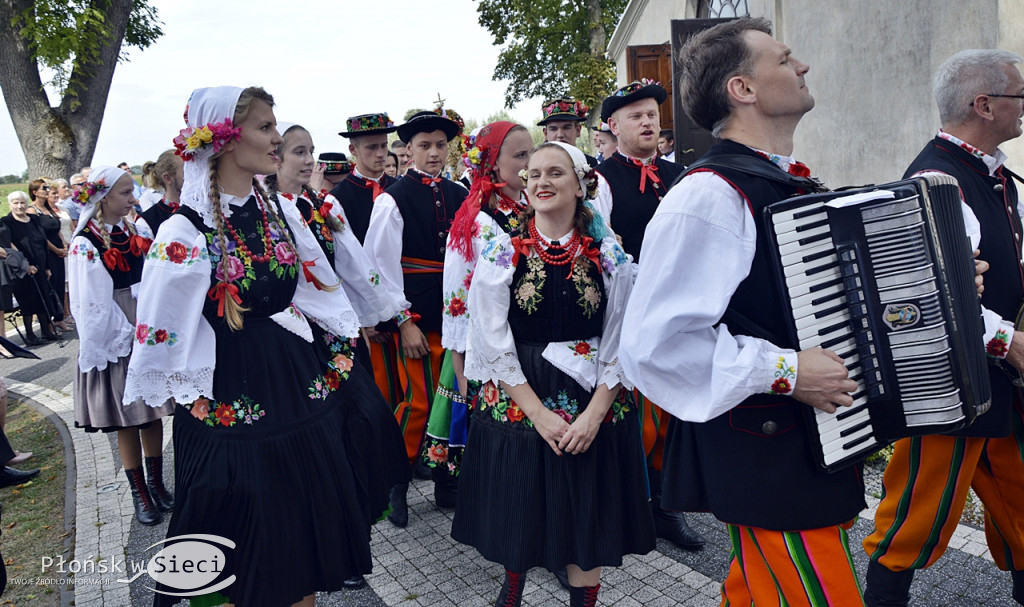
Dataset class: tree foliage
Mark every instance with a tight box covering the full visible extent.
[11,0,162,93]
[0,0,163,179]
[476,0,627,111]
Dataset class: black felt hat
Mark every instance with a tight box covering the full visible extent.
[397,111,461,143]
[537,96,589,126]
[601,80,668,122]
[317,152,352,175]
[339,113,398,138]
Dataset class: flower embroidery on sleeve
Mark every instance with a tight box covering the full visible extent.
[368,269,381,286]
[444,288,468,318]
[987,329,1011,359]
[70,244,97,263]
[770,355,797,395]
[147,241,206,265]
[136,324,178,346]
[568,340,597,362]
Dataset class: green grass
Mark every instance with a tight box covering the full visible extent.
[1,399,68,606]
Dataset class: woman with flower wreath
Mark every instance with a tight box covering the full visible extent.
[421,121,533,508]
[451,142,655,607]
[123,86,408,607]
[66,165,176,526]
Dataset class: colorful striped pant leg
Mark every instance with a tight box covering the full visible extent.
[972,403,1024,571]
[864,434,985,571]
[394,330,445,463]
[721,523,864,607]
[369,333,403,410]
[635,391,670,471]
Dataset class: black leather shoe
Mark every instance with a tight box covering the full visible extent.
[864,560,913,607]
[125,467,161,526]
[387,483,409,528]
[342,574,366,589]
[42,331,60,342]
[1011,569,1023,605]
[0,466,40,488]
[653,508,705,550]
[22,334,41,347]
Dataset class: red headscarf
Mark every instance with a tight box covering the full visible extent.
[448,121,520,261]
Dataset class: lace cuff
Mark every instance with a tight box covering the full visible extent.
[441,318,468,352]
[464,350,527,387]
[307,308,361,340]
[123,367,214,408]
[78,340,132,373]
[599,357,633,391]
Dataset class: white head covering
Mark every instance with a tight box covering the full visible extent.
[178,86,244,226]
[71,165,129,238]
[548,141,597,198]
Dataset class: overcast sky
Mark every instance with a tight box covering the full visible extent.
[0,0,547,176]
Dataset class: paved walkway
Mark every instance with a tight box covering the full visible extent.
[0,334,1016,606]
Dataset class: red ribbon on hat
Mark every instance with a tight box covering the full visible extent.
[208,282,242,318]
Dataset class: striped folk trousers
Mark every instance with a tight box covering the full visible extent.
[864,402,1024,573]
[721,523,865,606]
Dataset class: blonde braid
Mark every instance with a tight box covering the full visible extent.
[210,158,249,330]
[93,207,112,251]
[252,178,338,292]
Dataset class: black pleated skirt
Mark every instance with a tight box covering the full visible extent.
[154,321,409,607]
[451,342,655,573]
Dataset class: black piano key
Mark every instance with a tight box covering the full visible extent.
[817,320,851,336]
[798,232,832,246]
[837,403,867,421]
[813,303,848,319]
[802,248,835,263]
[821,333,854,350]
[811,289,845,306]
[795,217,829,232]
[839,419,872,438]
[842,433,875,451]
[806,260,840,276]
[809,277,844,293]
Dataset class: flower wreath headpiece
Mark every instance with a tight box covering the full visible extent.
[612,78,662,97]
[72,179,109,207]
[173,119,242,161]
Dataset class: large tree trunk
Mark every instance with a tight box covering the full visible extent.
[585,0,606,127]
[0,0,132,180]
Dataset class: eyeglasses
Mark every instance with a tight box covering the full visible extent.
[40,186,50,191]
[971,93,1024,106]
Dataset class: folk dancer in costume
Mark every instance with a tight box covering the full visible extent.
[592,79,705,550]
[125,86,408,607]
[423,121,533,509]
[365,108,468,527]
[67,166,175,526]
[863,50,1024,607]
[265,121,408,590]
[452,141,654,607]
[136,149,183,236]
[539,96,598,167]
[621,19,869,605]
[593,121,617,164]
[329,113,403,403]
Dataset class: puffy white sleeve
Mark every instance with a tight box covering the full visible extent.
[124,215,216,407]
[68,235,133,372]
[364,192,412,323]
[619,172,800,423]
[464,230,527,386]
[274,195,361,338]
[595,236,635,390]
[441,212,503,352]
[134,217,155,240]
[321,194,401,326]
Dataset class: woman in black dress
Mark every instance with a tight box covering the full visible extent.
[28,179,68,331]
[124,86,408,607]
[1,191,60,345]
[452,142,655,607]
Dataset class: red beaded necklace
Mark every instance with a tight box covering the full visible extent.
[528,219,580,266]
[495,191,527,214]
[221,190,278,263]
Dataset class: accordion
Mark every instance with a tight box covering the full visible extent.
[764,174,991,472]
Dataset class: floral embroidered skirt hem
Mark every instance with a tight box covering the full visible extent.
[451,342,656,573]
[422,350,469,476]
[154,322,409,607]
